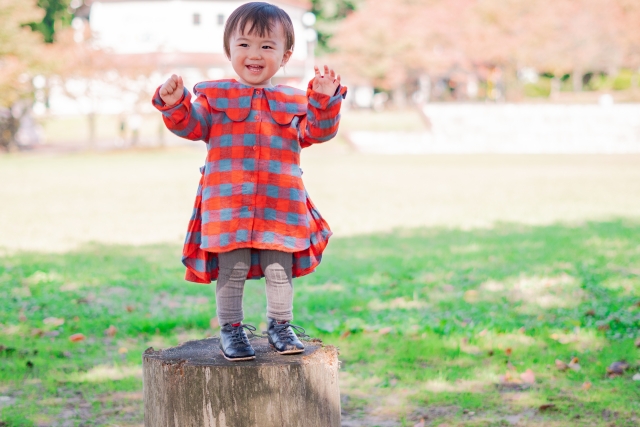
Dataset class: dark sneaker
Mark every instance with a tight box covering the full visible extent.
[219,323,256,361]
[266,318,308,355]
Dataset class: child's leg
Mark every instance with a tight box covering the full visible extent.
[260,250,293,321]
[216,248,251,326]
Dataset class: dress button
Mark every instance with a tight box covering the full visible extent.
[253,145,257,151]
[256,89,261,94]
[255,115,260,120]
[248,206,253,211]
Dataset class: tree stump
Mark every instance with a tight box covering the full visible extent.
[143,337,341,427]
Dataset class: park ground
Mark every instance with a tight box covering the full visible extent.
[1,109,640,426]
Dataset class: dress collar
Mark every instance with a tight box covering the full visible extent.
[193,79,307,124]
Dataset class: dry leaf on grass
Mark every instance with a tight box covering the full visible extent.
[43,317,64,327]
[118,347,128,354]
[69,333,85,342]
[569,357,581,371]
[582,381,592,390]
[520,369,536,384]
[104,325,117,337]
[555,359,569,371]
[606,361,629,378]
[413,419,425,427]
[125,305,135,313]
[378,327,392,335]
[539,403,556,411]
[340,330,351,339]
[505,347,512,356]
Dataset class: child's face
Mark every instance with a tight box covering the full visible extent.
[228,21,293,87]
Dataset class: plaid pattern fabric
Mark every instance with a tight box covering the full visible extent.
[152,79,347,283]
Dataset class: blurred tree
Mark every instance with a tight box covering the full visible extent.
[331,0,632,101]
[616,0,640,87]
[27,0,72,43]
[0,0,46,149]
[310,0,361,53]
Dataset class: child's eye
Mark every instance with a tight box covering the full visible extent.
[262,46,273,49]
[239,43,248,47]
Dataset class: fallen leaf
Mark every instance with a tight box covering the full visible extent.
[520,369,536,384]
[73,316,80,322]
[606,361,629,377]
[539,403,556,411]
[209,318,219,329]
[597,324,610,331]
[118,347,128,354]
[584,309,596,316]
[43,317,64,327]
[340,330,351,339]
[31,329,44,338]
[478,329,488,337]
[104,325,117,337]
[413,419,425,427]
[569,357,581,371]
[487,350,494,356]
[378,327,392,335]
[69,333,85,342]
[555,359,569,371]
[505,347,512,356]
[582,381,592,390]
[125,305,135,313]
[463,289,479,303]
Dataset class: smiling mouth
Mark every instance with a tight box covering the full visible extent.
[246,65,264,73]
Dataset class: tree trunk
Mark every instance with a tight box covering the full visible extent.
[143,337,341,427]
[573,68,583,92]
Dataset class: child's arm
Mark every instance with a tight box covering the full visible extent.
[152,74,212,142]
[299,65,347,148]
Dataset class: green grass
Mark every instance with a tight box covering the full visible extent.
[1,220,639,426]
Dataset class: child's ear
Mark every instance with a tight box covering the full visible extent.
[281,50,293,67]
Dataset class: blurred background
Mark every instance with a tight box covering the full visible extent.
[2,1,640,426]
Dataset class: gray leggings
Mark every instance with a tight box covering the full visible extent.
[215,249,293,326]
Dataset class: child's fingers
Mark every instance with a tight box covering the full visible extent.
[323,65,329,77]
[329,68,336,81]
[314,65,320,77]
[177,76,184,90]
[336,74,341,85]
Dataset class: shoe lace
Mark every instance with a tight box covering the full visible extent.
[229,324,257,346]
[273,322,309,341]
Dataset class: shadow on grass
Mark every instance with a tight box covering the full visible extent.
[1,219,639,426]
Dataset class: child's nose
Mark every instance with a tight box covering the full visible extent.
[248,47,262,59]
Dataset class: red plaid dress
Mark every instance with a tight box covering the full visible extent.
[152,79,347,283]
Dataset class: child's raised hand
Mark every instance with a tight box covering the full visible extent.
[311,65,341,97]
[159,74,184,107]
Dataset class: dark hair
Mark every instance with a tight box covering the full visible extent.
[223,2,295,58]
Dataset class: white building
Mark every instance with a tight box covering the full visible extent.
[89,0,314,87]
[45,0,314,117]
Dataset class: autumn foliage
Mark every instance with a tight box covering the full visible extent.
[331,0,640,90]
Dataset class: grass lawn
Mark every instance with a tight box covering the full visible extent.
[1,146,639,426]
[1,221,640,426]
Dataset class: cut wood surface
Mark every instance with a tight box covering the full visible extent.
[143,337,341,427]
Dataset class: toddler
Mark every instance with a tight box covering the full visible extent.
[152,2,346,361]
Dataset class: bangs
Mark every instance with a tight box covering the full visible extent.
[223,2,295,57]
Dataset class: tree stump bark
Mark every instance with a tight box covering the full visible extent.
[143,337,341,427]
